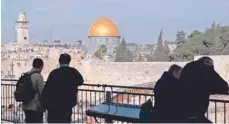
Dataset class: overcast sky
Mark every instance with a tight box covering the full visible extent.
[2,0,229,44]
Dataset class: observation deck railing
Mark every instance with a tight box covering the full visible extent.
[1,79,229,123]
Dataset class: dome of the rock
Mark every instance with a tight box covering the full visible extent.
[88,16,120,37]
[87,16,121,57]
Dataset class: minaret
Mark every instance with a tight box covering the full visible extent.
[15,9,29,43]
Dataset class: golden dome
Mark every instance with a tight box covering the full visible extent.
[88,16,120,37]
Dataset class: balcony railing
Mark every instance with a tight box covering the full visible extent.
[1,79,229,123]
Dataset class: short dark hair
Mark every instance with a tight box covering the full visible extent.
[168,64,182,73]
[59,53,71,65]
[32,58,44,68]
[198,56,212,62]
[197,56,213,66]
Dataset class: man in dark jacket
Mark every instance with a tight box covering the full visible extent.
[179,57,229,123]
[41,53,84,123]
[153,64,182,123]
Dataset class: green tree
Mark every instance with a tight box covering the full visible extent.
[171,30,190,61]
[115,38,133,62]
[94,44,107,59]
[221,26,229,33]
[94,51,102,59]
[152,29,169,61]
[188,30,202,38]
[172,25,229,61]
[214,32,229,54]
[122,49,134,62]
[205,21,218,35]
[164,40,170,55]
[176,30,187,47]
[158,29,163,43]
[115,39,126,61]
[211,21,216,30]
[99,44,107,55]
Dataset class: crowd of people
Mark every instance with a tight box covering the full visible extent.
[140,57,229,123]
[13,54,229,123]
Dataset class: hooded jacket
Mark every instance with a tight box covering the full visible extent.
[153,71,181,119]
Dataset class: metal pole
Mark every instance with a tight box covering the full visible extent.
[105,91,112,123]
[106,91,111,103]
[11,59,14,76]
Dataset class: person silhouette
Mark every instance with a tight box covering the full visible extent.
[152,64,182,123]
[41,53,84,123]
[179,57,229,123]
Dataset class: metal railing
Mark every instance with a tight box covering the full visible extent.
[1,79,229,123]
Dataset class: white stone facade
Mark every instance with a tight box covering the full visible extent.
[15,10,29,43]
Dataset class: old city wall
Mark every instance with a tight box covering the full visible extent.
[84,61,188,86]
[1,55,229,86]
[77,55,229,86]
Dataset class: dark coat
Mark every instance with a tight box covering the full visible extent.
[41,66,84,110]
[139,99,154,123]
[153,72,182,122]
[179,61,229,119]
